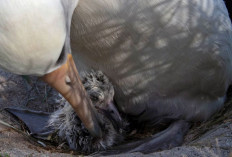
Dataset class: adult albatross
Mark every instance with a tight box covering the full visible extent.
[1,0,232,154]
[70,0,232,153]
[0,0,103,137]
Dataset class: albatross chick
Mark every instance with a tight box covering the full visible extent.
[48,71,127,153]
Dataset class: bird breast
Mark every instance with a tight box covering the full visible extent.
[71,0,232,117]
[0,0,66,75]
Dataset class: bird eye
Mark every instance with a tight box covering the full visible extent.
[90,95,99,101]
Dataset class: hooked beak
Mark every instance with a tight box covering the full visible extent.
[98,102,123,131]
[42,54,102,137]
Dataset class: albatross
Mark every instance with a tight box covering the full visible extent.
[1,0,232,154]
[0,0,103,137]
[70,0,232,154]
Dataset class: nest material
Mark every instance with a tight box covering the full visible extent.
[48,71,126,153]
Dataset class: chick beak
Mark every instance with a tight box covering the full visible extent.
[98,102,123,131]
[42,54,102,138]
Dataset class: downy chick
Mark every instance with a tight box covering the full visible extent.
[48,71,127,153]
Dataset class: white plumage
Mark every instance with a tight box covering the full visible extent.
[0,0,78,75]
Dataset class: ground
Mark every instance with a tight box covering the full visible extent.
[0,68,231,157]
